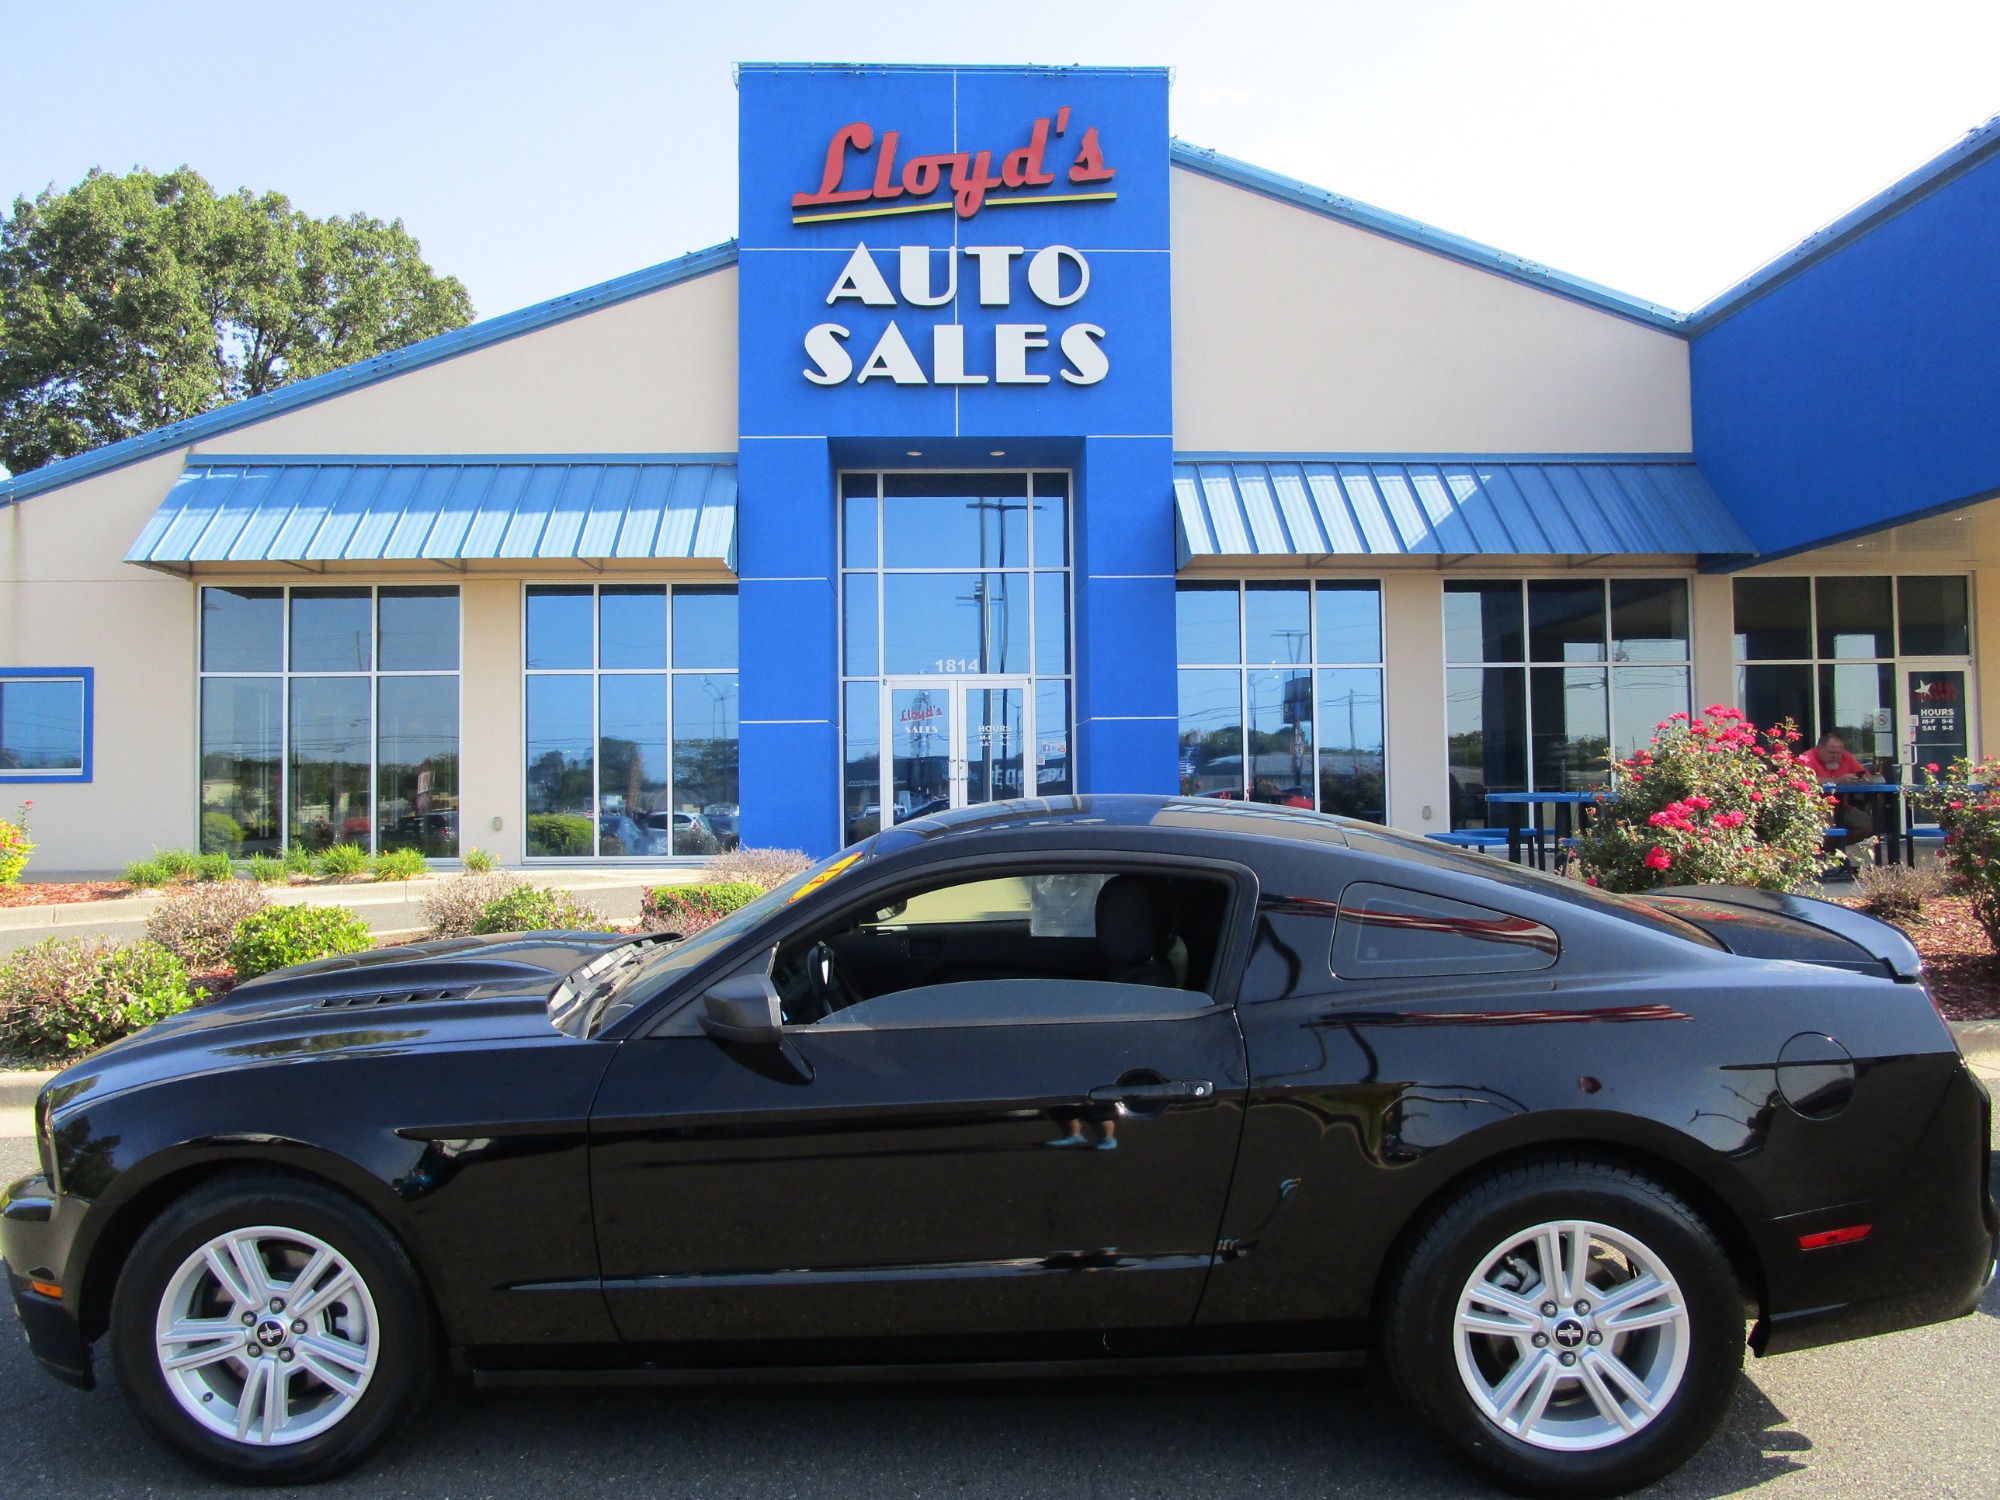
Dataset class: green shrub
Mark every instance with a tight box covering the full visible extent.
[314,843,370,880]
[471,884,610,935]
[1576,707,1838,893]
[0,937,194,1059]
[0,802,35,886]
[153,849,201,881]
[124,856,172,889]
[200,811,245,855]
[282,845,314,877]
[526,813,593,857]
[146,881,270,969]
[371,848,429,882]
[246,854,287,884]
[192,851,233,882]
[228,904,373,979]
[461,846,499,874]
[640,881,765,935]
[422,871,525,939]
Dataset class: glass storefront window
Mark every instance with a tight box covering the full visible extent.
[1732,574,1975,771]
[1445,579,1689,828]
[198,586,461,857]
[1174,580,1385,819]
[840,472,1070,843]
[199,677,281,855]
[1899,576,1970,656]
[523,583,739,858]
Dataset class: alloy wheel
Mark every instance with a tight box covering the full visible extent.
[1452,1217,1691,1451]
[153,1225,379,1447]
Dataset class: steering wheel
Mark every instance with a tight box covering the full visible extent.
[805,941,862,1020]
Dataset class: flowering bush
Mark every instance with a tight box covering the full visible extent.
[1916,757,2000,945]
[0,802,32,885]
[0,937,194,1058]
[146,880,270,969]
[1575,706,1838,893]
[701,847,812,891]
[421,871,525,939]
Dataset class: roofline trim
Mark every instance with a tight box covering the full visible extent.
[1168,141,1688,332]
[1174,450,1700,464]
[0,240,740,508]
[183,452,740,467]
[1683,113,2000,336]
[735,62,1171,77]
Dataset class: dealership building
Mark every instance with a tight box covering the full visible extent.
[4,63,2000,870]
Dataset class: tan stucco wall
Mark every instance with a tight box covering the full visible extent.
[0,453,199,870]
[1380,572,1446,832]
[1170,168,1692,454]
[197,266,738,456]
[458,578,524,865]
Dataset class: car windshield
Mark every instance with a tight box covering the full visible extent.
[582,843,877,1034]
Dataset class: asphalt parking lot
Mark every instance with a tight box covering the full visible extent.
[3,1120,1998,1499]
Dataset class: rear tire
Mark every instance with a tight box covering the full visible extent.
[110,1173,434,1485]
[1384,1160,1744,1498]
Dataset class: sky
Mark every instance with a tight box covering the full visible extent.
[5,1,2000,321]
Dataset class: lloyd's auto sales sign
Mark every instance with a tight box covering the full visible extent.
[736,65,1172,441]
[793,107,1113,389]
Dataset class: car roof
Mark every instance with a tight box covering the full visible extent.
[870,794,1359,857]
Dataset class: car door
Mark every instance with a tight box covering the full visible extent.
[587,858,1252,1367]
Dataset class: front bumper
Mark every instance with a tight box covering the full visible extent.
[2,1172,93,1390]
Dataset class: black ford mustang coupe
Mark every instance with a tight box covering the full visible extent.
[4,798,1993,1495]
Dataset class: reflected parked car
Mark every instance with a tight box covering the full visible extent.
[597,814,666,856]
[6,796,1989,1494]
[701,803,740,843]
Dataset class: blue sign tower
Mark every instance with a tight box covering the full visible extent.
[736,63,1176,853]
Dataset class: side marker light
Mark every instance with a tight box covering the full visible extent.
[28,1279,61,1298]
[1797,1224,1872,1251]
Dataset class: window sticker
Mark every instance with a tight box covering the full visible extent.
[788,851,863,903]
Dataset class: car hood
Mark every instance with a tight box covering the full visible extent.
[58,931,647,1093]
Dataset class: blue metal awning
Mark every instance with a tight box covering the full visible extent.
[125,456,738,570]
[1173,457,1754,564]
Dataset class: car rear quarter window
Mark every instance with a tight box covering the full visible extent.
[1332,882,1560,979]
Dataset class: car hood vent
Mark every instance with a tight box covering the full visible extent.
[318,987,473,1009]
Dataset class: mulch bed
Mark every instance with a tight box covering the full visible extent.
[0,880,135,907]
[1831,893,2000,1021]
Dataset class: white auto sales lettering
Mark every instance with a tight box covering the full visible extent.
[802,244,1107,388]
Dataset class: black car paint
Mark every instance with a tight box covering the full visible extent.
[3,796,1993,1396]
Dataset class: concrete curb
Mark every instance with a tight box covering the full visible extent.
[1949,1019,2000,1061]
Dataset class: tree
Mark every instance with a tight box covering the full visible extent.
[0,167,473,475]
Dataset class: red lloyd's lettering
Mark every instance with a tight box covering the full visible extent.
[791,112,1115,220]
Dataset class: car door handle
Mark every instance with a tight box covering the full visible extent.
[1088,1079,1215,1105]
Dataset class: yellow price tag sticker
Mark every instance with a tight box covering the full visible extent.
[787,851,863,903]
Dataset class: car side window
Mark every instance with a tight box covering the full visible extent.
[1331,881,1559,979]
[770,867,1229,1029]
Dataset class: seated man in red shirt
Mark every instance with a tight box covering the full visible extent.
[1801,730,1876,866]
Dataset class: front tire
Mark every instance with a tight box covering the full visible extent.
[1384,1161,1744,1498]
[110,1173,434,1484]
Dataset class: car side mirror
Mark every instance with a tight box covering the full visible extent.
[699,974,784,1046]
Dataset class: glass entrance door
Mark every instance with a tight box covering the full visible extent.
[1905,662,1975,770]
[885,677,1031,827]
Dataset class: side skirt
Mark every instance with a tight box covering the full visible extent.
[470,1349,1366,1389]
